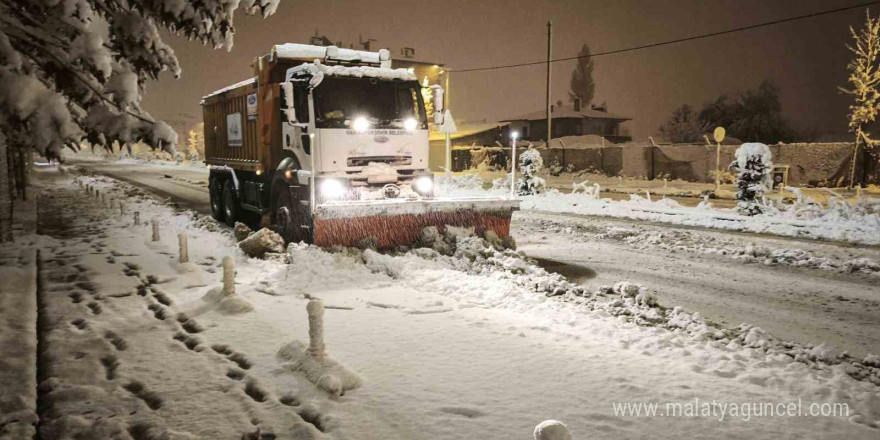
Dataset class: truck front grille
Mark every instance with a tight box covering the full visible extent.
[347,156,412,167]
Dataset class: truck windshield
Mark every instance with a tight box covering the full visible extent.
[313,77,428,129]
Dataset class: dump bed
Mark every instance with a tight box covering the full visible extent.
[201,78,265,171]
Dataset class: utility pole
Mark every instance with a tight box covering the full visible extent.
[546,20,553,145]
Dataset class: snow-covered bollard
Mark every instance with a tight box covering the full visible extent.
[134,211,140,226]
[151,218,160,242]
[94,189,100,199]
[534,420,572,440]
[307,300,325,361]
[101,193,106,205]
[178,233,189,263]
[222,256,235,296]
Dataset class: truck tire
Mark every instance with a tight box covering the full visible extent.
[272,185,311,244]
[222,180,239,227]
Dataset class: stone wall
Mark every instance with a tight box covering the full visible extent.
[448,142,878,187]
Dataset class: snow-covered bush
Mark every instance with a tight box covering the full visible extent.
[571,180,600,199]
[731,143,772,215]
[517,147,546,195]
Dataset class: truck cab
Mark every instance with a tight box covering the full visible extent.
[202,43,517,248]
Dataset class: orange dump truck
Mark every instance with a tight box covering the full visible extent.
[201,43,518,248]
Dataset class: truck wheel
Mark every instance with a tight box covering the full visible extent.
[209,176,225,221]
[222,180,239,227]
[272,186,310,244]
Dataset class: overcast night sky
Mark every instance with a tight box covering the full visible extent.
[143,0,871,141]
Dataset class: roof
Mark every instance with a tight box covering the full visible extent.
[429,122,508,142]
[201,77,255,100]
[501,104,631,122]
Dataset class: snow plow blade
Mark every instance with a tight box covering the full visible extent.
[313,197,519,249]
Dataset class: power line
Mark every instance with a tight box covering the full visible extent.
[452,0,880,74]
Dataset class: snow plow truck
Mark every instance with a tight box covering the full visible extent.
[201,43,519,248]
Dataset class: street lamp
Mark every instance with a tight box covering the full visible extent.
[510,131,519,198]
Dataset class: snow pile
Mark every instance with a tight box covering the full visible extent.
[765,188,880,231]
[435,172,485,193]
[286,62,416,87]
[276,340,362,396]
[278,243,388,294]
[510,191,880,245]
[533,420,572,440]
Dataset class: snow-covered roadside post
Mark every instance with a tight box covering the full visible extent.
[178,233,189,263]
[134,212,140,226]
[151,218,160,242]
[307,300,326,361]
[118,203,124,216]
[222,257,235,296]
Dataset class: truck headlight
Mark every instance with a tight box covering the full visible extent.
[353,117,370,132]
[320,178,346,199]
[415,176,433,194]
[404,118,418,131]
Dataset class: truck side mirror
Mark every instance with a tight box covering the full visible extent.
[431,85,444,126]
[281,82,297,124]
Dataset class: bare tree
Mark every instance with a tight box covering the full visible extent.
[840,10,880,188]
[658,105,705,143]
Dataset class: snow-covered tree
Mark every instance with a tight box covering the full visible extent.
[187,122,205,161]
[731,143,773,216]
[517,147,545,195]
[569,44,595,106]
[0,0,282,188]
[840,10,880,188]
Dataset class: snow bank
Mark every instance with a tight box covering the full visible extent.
[276,340,362,396]
[518,191,880,245]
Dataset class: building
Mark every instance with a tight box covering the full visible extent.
[501,99,631,143]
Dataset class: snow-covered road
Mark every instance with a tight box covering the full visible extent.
[21,166,879,439]
[72,158,880,358]
[517,212,880,358]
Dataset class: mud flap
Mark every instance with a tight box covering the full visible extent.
[312,197,519,249]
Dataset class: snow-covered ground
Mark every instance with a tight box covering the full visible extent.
[10,165,878,439]
[0,195,38,439]
[439,174,880,246]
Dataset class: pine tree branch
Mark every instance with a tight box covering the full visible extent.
[2,27,156,126]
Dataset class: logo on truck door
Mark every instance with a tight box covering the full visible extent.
[246,93,258,120]
[227,113,243,147]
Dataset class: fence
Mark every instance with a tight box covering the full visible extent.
[450,142,878,187]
